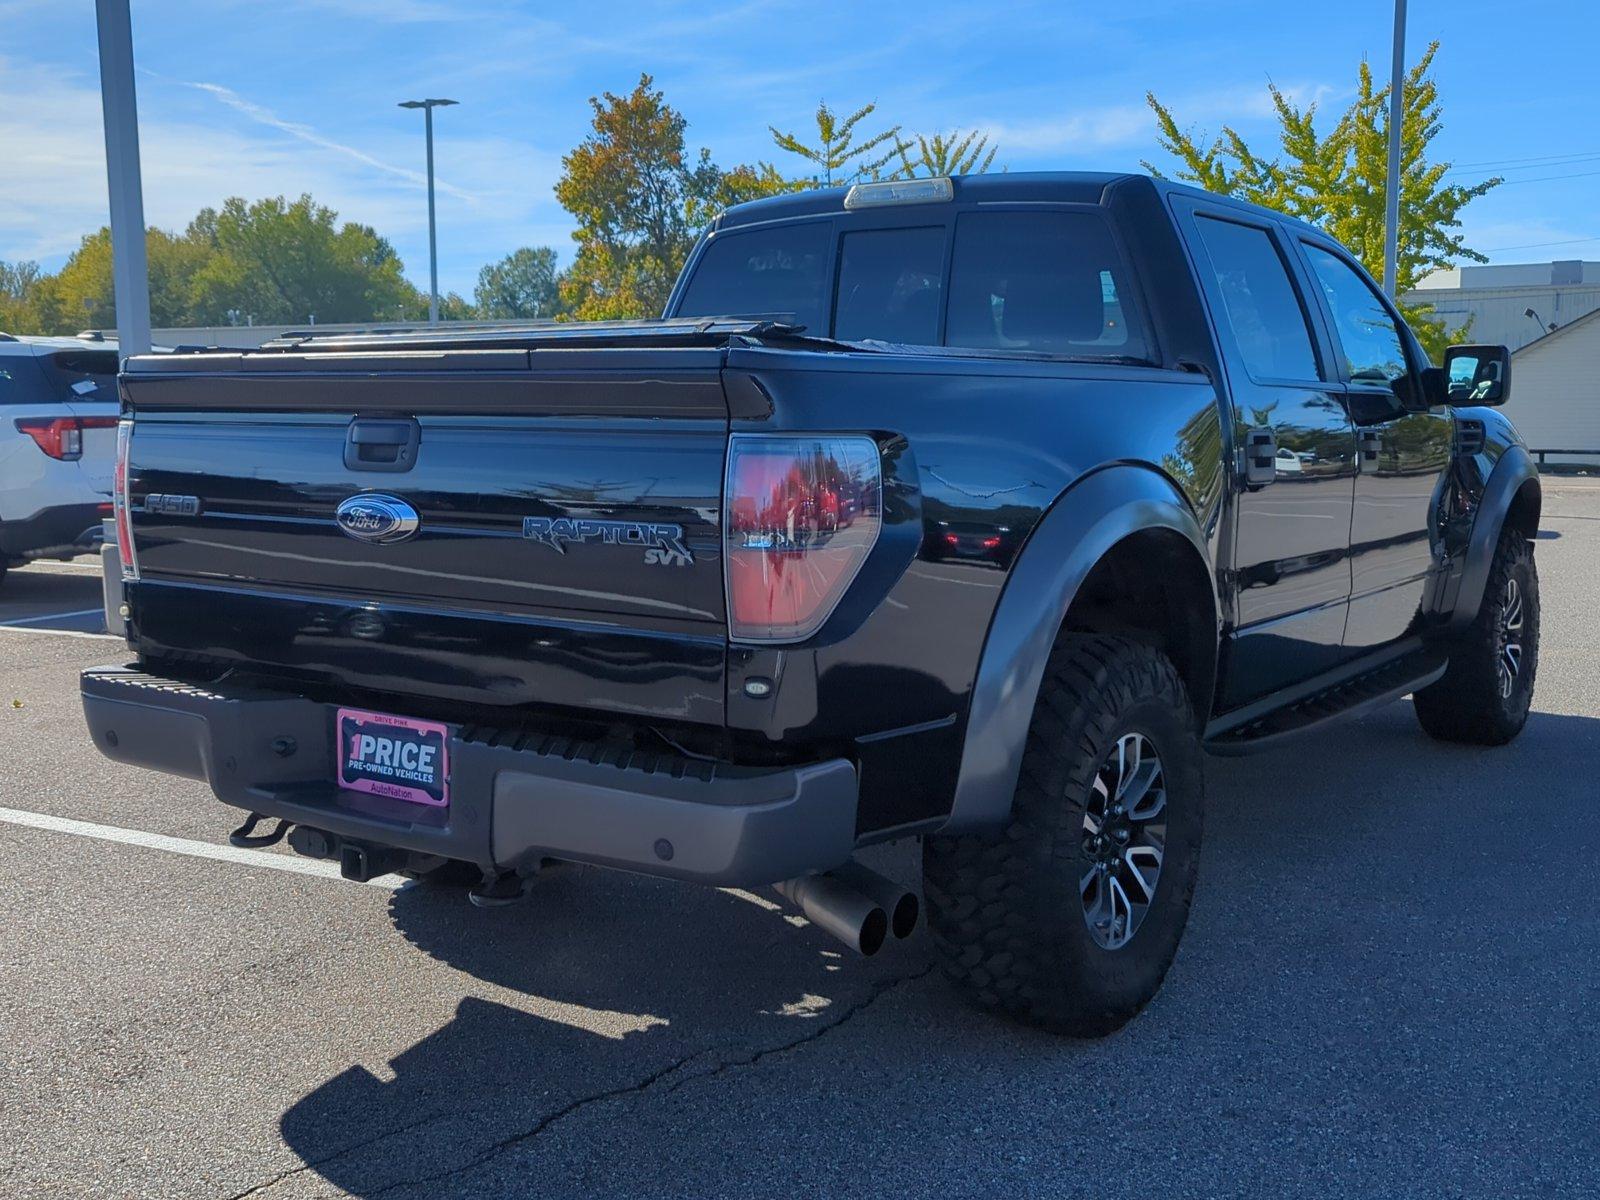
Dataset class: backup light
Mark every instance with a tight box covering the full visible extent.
[724,435,882,643]
[842,177,954,211]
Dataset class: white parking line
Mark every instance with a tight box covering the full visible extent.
[0,806,402,888]
[0,608,107,627]
[0,623,121,642]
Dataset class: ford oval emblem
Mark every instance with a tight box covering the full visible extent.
[335,494,420,545]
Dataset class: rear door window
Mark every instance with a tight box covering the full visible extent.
[833,226,945,345]
[0,355,49,406]
[946,211,1147,359]
[1192,216,1324,383]
[675,220,831,331]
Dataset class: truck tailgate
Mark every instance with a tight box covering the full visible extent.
[120,347,730,726]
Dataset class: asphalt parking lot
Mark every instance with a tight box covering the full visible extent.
[3,481,1599,1200]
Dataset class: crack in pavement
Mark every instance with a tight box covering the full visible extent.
[360,965,936,1198]
[222,1108,455,1200]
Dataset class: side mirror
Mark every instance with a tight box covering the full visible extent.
[1442,344,1512,406]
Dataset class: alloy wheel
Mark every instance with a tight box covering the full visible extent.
[1498,576,1524,700]
[1079,732,1167,951]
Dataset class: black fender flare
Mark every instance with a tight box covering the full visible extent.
[1450,446,1541,630]
[938,465,1218,835]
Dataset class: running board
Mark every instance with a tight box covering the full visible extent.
[1204,647,1448,756]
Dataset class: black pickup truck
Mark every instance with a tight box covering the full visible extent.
[84,173,1540,1035]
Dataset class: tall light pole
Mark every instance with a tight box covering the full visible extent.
[1382,0,1407,297]
[94,0,152,354]
[398,98,457,324]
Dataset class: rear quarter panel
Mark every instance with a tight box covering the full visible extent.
[724,346,1226,832]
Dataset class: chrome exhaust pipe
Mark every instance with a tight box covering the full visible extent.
[834,861,920,940]
[772,873,889,956]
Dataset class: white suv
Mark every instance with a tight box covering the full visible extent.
[0,334,120,590]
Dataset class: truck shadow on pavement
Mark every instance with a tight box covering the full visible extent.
[274,704,1600,1198]
[278,849,936,1196]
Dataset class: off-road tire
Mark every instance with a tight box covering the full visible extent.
[923,635,1204,1037]
[1414,531,1538,745]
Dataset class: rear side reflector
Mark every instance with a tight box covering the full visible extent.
[724,435,881,643]
[114,419,139,581]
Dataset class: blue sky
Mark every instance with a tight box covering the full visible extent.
[1,0,1595,299]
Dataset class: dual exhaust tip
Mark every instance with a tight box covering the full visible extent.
[772,861,919,957]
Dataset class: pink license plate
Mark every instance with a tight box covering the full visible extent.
[336,707,450,807]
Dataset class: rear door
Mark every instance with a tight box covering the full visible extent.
[121,347,731,725]
[1176,203,1358,706]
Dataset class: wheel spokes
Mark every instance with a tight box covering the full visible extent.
[1079,731,1168,951]
[1122,844,1162,906]
[1503,578,1523,632]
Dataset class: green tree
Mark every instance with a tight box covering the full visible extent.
[187,195,416,325]
[46,225,217,331]
[686,161,803,228]
[896,129,999,177]
[1145,41,1497,359]
[556,74,769,320]
[769,101,907,186]
[474,246,562,319]
[0,260,49,333]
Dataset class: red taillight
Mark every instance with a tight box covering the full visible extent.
[12,415,115,460]
[944,533,960,546]
[724,435,881,642]
[981,536,1001,549]
[114,419,139,581]
[15,416,82,460]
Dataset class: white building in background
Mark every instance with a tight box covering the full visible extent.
[1503,309,1600,465]
[1406,261,1600,354]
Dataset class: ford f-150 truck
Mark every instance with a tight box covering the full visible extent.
[82,173,1540,1035]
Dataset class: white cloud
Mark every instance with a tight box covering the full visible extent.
[0,58,565,294]
[980,106,1153,154]
[169,77,477,203]
[960,79,1337,159]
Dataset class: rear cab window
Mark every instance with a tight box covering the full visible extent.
[834,226,944,344]
[674,220,832,332]
[675,205,1152,362]
[946,210,1145,358]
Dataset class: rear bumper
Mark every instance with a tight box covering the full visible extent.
[0,501,106,560]
[80,666,859,886]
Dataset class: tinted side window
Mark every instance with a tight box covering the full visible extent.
[1302,244,1409,385]
[1194,217,1323,383]
[37,349,118,403]
[0,354,53,407]
[675,221,830,331]
[946,211,1148,359]
[833,226,944,345]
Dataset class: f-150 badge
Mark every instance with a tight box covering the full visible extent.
[522,517,693,566]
